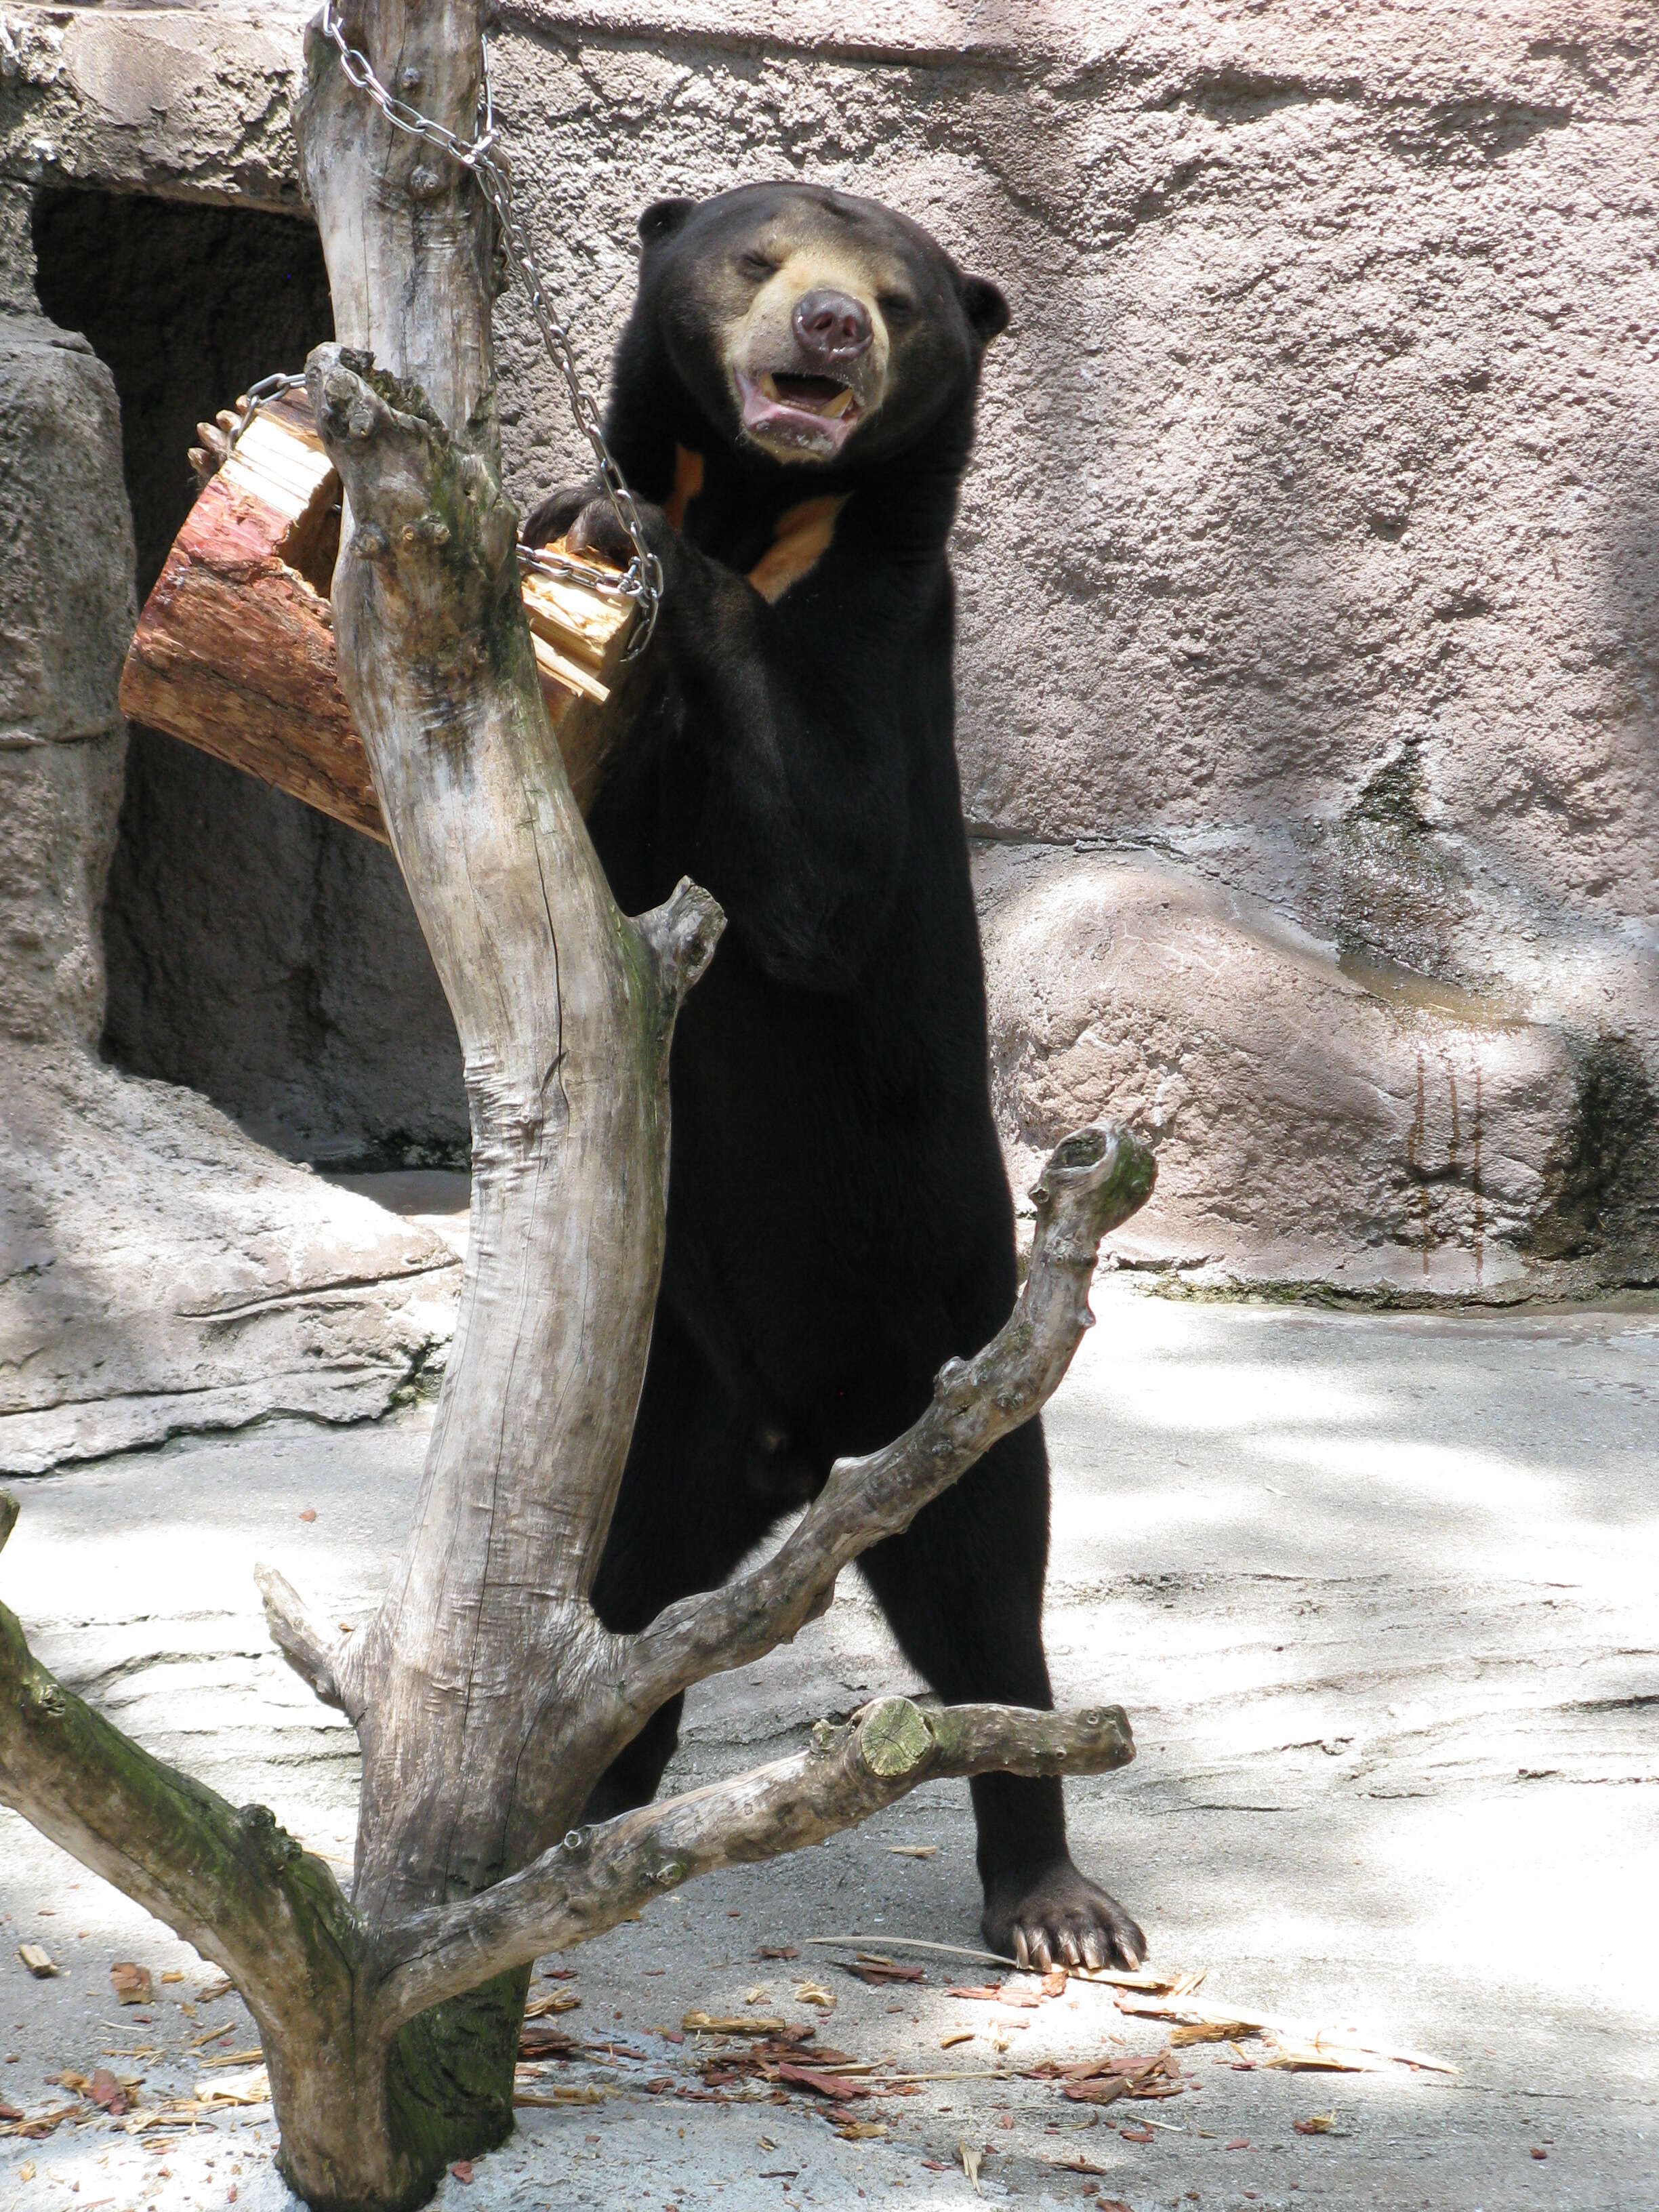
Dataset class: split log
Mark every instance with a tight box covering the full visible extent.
[117,391,635,838]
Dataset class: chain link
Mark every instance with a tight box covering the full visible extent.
[223,370,311,457]
[314,0,662,649]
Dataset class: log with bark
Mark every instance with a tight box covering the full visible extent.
[117,391,636,838]
[0,3,1160,2207]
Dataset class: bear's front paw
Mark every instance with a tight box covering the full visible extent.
[983,1859,1147,1973]
[565,490,671,574]
[523,479,600,549]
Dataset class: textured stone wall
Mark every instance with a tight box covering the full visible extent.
[0,304,130,1052]
[30,187,467,1168]
[2,0,1656,1298]
[0,173,459,1474]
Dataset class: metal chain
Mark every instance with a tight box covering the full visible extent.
[224,370,311,457]
[310,0,661,648]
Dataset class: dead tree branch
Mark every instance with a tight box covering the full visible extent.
[369,1698,1134,2030]
[298,344,720,1923]
[0,1521,367,2127]
[4,1512,1132,2084]
[255,1565,357,1718]
[618,1124,1155,1718]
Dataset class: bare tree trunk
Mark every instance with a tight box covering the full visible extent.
[3,1117,1150,2210]
[0,3,1159,2205]
[276,0,724,2179]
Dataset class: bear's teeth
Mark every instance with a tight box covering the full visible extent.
[758,372,855,419]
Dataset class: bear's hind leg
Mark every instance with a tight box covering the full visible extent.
[582,1304,784,1823]
[581,1694,687,1825]
[856,1416,1147,1972]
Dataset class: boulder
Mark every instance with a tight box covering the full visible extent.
[979,840,1659,1297]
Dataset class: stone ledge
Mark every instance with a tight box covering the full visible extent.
[0,1045,462,1473]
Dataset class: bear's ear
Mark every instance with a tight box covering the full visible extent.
[638,197,697,248]
[960,274,1010,344]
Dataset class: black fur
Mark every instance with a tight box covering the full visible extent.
[527,184,1143,1969]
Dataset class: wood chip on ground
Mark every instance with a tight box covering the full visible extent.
[0,2104,79,2140]
[775,2062,871,2102]
[841,1955,926,1986]
[1113,1991,1453,2073]
[517,2024,580,2062]
[110,1963,154,2007]
[523,1989,581,2020]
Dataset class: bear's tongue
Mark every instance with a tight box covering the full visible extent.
[762,371,854,418]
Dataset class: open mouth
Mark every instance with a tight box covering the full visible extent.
[739,368,863,457]
[764,372,855,418]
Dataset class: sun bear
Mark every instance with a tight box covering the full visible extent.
[525,182,1145,1971]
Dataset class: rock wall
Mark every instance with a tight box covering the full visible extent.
[29,185,468,1168]
[0,306,130,1052]
[2,0,1657,1301]
[0,239,459,1474]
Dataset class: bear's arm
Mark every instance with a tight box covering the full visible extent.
[652,527,925,996]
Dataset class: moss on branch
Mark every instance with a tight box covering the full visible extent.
[0,1521,363,2034]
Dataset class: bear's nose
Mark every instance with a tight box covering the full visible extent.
[792,288,873,364]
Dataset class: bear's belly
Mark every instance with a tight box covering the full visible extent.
[659,947,1015,1452]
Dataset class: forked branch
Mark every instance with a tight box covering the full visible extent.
[619,1122,1155,1717]
[5,1482,1131,2051]
[255,1565,362,1722]
[369,1697,1134,2029]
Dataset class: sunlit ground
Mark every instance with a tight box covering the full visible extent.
[1,1279,1655,2208]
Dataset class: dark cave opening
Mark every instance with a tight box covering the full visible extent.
[30,187,467,1168]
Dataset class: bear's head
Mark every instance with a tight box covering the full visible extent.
[627,182,1008,470]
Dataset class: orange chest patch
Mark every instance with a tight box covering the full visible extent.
[663,445,705,530]
[747,494,850,605]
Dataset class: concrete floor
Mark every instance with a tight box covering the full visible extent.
[1,1278,1656,2211]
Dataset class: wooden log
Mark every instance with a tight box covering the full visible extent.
[117,391,634,840]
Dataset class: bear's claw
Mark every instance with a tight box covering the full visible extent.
[984,1860,1147,1975]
